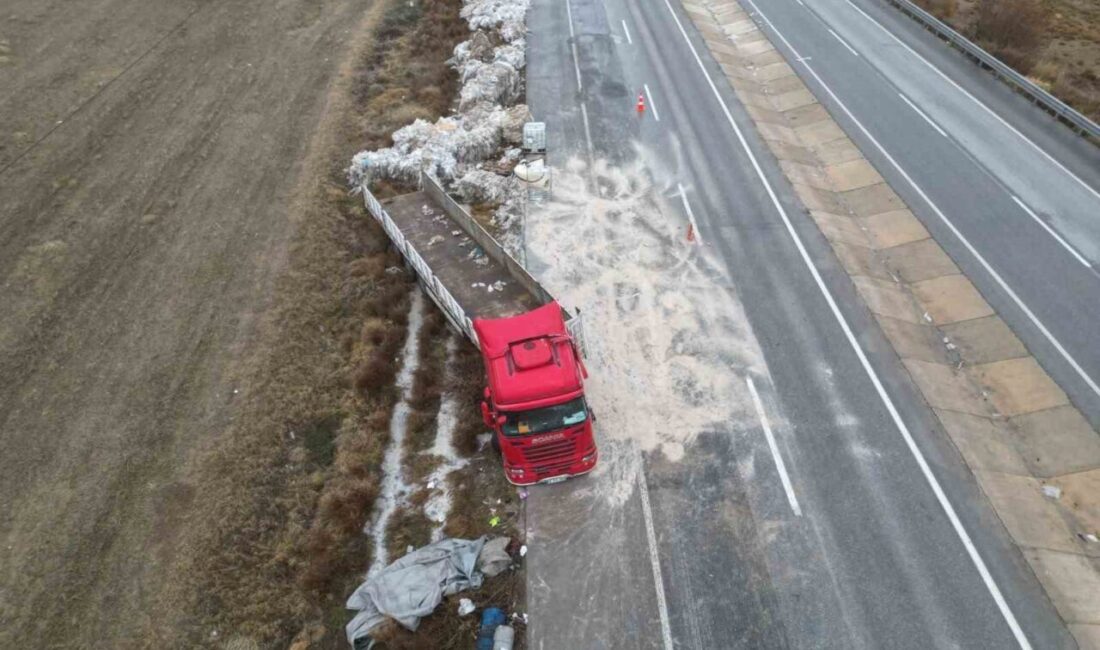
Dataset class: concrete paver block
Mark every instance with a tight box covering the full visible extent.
[1024,549,1100,623]
[877,315,950,364]
[781,161,832,191]
[1070,625,1100,650]
[910,274,994,325]
[935,409,1030,475]
[976,471,1080,553]
[812,137,863,165]
[769,88,817,112]
[767,140,818,165]
[737,37,775,56]
[862,209,930,249]
[706,38,742,57]
[1011,406,1100,478]
[695,20,727,38]
[724,18,757,35]
[754,61,796,81]
[746,105,792,127]
[825,159,881,192]
[880,238,959,282]
[748,49,784,67]
[809,211,869,247]
[974,357,1069,417]
[853,276,922,323]
[794,119,847,146]
[721,61,753,80]
[940,316,1027,365]
[903,359,989,415]
[783,102,831,128]
[736,87,774,108]
[1051,469,1100,555]
[841,183,905,217]
[764,74,806,96]
[829,240,892,281]
[713,49,742,66]
[791,183,846,214]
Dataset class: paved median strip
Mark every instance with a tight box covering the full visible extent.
[681,0,1100,646]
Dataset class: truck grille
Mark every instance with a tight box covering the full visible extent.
[520,437,575,463]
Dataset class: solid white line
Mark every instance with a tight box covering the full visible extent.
[827,28,859,56]
[580,102,595,158]
[566,0,583,90]
[677,182,701,243]
[753,0,1100,403]
[898,93,947,137]
[841,0,1100,203]
[662,0,1033,647]
[747,377,803,516]
[644,83,661,121]
[1011,196,1091,268]
[638,463,675,650]
[622,18,634,44]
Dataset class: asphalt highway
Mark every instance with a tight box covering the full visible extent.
[523,0,1083,647]
[744,0,1100,427]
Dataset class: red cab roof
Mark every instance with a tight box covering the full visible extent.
[473,301,583,410]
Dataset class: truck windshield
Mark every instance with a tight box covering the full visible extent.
[501,397,587,436]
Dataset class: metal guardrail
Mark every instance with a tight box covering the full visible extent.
[886,0,1100,140]
[359,177,588,356]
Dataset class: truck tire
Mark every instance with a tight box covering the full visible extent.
[490,433,501,457]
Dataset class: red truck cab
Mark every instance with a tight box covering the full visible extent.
[474,301,598,485]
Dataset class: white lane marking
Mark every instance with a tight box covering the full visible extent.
[580,102,595,158]
[754,0,1100,403]
[565,0,583,91]
[661,0,1034,647]
[677,182,701,243]
[1011,196,1091,268]
[842,0,1100,204]
[747,376,803,516]
[638,462,675,650]
[827,28,859,56]
[644,83,661,121]
[622,18,634,44]
[898,92,947,137]
[795,0,805,6]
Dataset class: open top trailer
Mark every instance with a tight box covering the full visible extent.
[359,173,596,484]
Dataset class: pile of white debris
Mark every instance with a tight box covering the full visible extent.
[349,0,533,253]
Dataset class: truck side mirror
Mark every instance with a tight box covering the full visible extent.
[480,401,493,427]
[495,415,507,427]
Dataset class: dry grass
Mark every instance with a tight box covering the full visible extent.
[916,0,1100,121]
[146,0,474,646]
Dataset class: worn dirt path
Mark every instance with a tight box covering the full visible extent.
[0,0,372,645]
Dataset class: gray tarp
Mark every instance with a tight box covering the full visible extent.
[345,537,487,645]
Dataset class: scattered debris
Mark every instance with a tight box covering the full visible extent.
[1042,484,1062,500]
[519,544,527,557]
[488,515,501,527]
[346,537,488,644]
[458,598,477,616]
[477,536,512,577]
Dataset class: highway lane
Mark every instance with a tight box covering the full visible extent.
[741,0,1100,427]
[523,0,1074,647]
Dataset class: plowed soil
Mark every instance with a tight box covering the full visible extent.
[0,0,382,646]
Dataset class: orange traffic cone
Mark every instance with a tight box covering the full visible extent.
[636,93,646,114]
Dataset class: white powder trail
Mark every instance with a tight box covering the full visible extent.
[527,155,771,501]
[422,336,470,540]
[365,289,426,576]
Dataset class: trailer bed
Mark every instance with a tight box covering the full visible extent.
[383,192,539,320]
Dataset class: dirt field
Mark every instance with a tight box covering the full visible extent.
[0,0,390,646]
